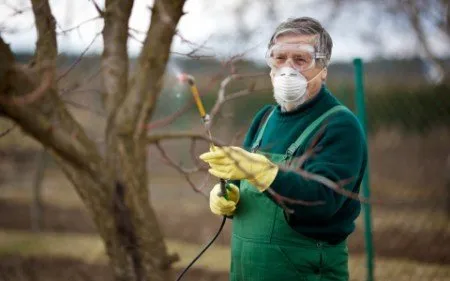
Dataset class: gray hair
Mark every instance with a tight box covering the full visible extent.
[268,17,333,68]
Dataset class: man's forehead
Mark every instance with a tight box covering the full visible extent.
[274,33,317,45]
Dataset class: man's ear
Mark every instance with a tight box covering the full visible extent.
[321,68,328,81]
[269,68,275,79]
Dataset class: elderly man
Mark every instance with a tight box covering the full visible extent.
[200,17,367,281]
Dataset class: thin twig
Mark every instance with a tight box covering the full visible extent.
[129,32,144,45]
[146,131,218,145]
[57,32,101,82]
[230,126,247,145]
[170,51,215,60]
[207,72,266,129]
[190,138,205,169]
[209,122,372,214]
[57,16,101,34]
[155,141,208,197]
[172,32,216,59]
[88,0,104,17]
[59,68,102,97]
[0,124,16,138]
[219,148,326,213]
[146,100,194,131]
[62,99,106,117]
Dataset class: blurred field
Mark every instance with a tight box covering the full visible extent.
[1,56,450,280]
[1,125,450,280]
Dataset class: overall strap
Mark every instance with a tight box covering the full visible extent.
[251,106,275,152]
[286,105,349,158]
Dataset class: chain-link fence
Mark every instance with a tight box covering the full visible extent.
[333,61,450,281]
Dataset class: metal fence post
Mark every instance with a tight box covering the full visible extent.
[353,58,375,281]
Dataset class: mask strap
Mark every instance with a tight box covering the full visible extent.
[306,68,326,85]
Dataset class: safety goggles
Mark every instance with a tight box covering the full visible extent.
[265,43,327,72]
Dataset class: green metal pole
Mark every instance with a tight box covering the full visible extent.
[353,58,375,281]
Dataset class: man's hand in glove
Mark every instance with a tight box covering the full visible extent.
[209,183,240,216]
[200,146,279,192]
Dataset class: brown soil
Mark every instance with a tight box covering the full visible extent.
[0,255,228,281]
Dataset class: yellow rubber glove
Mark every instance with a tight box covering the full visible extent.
[200,146,279,192]
[209,183,240,216]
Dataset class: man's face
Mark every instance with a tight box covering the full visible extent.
[270,34,327,98]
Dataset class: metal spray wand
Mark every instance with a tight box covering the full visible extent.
[175,73,229,281]
[178,73,228,198]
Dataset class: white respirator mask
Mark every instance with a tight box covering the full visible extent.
[271,66,324,108]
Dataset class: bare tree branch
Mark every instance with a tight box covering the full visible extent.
[88,0,105,17]
[216,147,327,214]
[31,0,57,66]
[155,141,208,197]
[59,68,102,97]
[57,16,101,35]
[62,99,106,117]
[146,100,195,131]
[230,126,247,145]
[207,72,266,129]
[2,102,104,178]
[189,138,204,168]
[145,70,239,131]
[100,0,135,191]
[115,0,185,139]
[207,123,374,214]
[0,65,53,106]
[0,124,16,138]
[146,131,219,145]
[102,0,134,119]
[402,0,444,81]
[1,1,104,181]
[0,22,107,193]
[172,33,216,59]
[57,32,101,82]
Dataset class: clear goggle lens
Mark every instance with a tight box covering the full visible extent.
[265,44,326,72]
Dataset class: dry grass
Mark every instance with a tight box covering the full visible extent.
[1,230,449,280]
[1,124,449,280]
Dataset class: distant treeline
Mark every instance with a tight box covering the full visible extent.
[13,51,450,87]
[13,52,450,134]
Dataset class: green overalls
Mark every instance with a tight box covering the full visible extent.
[230,105,350,281]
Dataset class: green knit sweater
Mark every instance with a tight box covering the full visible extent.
[235,85,368,244]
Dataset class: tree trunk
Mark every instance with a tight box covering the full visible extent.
[98,182,174,281]
[1,0,186,280]
[57,159,174,281]
[1,32,175,281]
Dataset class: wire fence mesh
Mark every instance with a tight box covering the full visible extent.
[334,70,450,280]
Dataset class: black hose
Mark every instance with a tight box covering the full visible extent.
[175,216,227,281]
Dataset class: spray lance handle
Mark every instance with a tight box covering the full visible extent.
[218,179,229,199]
[179,73,230,200]
[201,115,229,200]
[209,143,229,200]
[175,72,230,281]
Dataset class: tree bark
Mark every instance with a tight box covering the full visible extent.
[99,0,186,280]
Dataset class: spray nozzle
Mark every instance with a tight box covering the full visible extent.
[177,73,195,86]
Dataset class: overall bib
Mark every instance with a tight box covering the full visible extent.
[230,105,350,281]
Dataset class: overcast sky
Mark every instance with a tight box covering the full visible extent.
[1,0,449,64]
